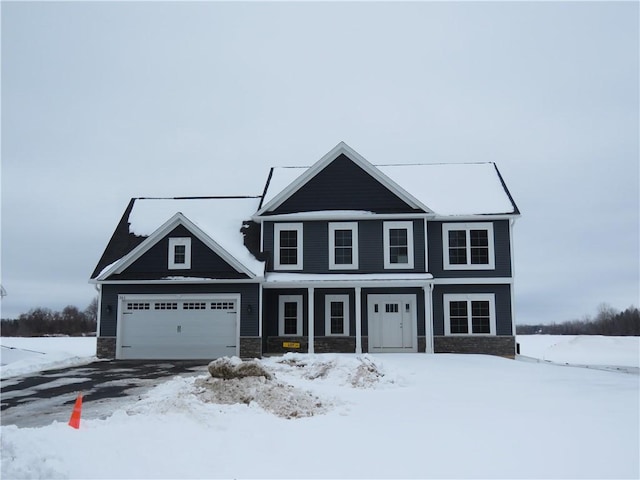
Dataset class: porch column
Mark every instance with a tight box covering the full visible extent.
[308,287,315,354]
[355,286,362,354]
[424,284,434,353]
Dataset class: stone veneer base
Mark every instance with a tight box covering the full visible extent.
[434,335,516,357]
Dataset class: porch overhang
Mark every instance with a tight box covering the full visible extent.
[262,272,433,289]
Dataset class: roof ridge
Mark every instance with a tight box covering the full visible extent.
[135,195,262,200]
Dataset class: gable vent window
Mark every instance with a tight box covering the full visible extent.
[168,237,192,270]
[274,223,303,270]
[383,221,414,269]
[329,222,359,270]
[443,223,495,270]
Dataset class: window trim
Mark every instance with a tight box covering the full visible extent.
[274,223,303,271]
[328,222,359,270]
[442,223,495,270]
[278,295,303,336]
[383,221,414,269]
[325,294,350,336]
[168,237,192,270]
[443,293,496,336]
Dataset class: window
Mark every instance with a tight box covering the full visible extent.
[444,294,496,335]
[278,295,303,336]
[329,222,358,270]
[274,223,303,270]
[442,223,495,270]
[168,237,192,270]
[383,221,414,269]
[325,295,349,336]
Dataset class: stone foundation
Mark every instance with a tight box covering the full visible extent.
[313,337,356,353]
[97,337,116,358]
[239,337,262,359]
[266,336,308,354]
[434,335,516,357]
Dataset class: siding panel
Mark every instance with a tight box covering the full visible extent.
[432,284,513,335]
[428,220,512,278]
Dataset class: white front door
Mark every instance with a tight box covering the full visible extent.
[367,294,417,352]
[117,294,239,360]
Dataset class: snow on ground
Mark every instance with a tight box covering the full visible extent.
[0,337,97,379]
[1,337,639,479]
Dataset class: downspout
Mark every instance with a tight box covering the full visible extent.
[429,282,435,354]
[509,218,518,339]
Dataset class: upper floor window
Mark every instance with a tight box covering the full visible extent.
[168,237,191,269]
[444,294,496,335]
[274,223,303,270]
[383,221,414,269]
[325,294,349,336]
[329,222,359,270]
[442,223,495,270]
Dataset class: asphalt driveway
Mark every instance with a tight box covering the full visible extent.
[1,360,209,428]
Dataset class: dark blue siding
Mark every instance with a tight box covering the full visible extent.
[108,225,250,281]
[268,154,422,214]
[428,220,512,278]
[313,289,357,337]
[262,288,308,337]
[264,219,426,273]
[432,284,513,335]
[100,283,260,336]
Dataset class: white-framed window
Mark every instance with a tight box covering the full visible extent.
[442,223,495,270]
[274,223,303,270]
[278,295,303,336]
[444,294,496,335]
[325,294,349,336]
[383,221,414,269]
[328,222,359,270]
[168,237,192,269]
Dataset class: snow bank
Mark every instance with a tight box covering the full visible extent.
[517,335,639,367]
[0,337,97,379]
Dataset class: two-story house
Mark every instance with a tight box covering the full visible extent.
[90,142,520,359]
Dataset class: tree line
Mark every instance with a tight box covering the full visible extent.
[517,304,639,336]
[1,298,98,337]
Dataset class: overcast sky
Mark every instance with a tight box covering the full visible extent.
[2,1,638,325]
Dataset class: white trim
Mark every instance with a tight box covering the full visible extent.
[278,294,303,336]
[509,218,518,336]
[274,223,303,271]
[255,142,432,216]
[383,221,415,269]
[96,213,257,280]
[253,212,434,222]
[433,277,513,285]
[95,284,102,337]
[308,287,315,353]
[424,219,429,273]
[93,278,261,285]
[116,293,241,359]
[168,237,191,270]
[258,282,263,338]
[325,294,350,336]
[442,222,495,270]
[443,293,496,336]
[328,222,359,270]
[355,286,362,354]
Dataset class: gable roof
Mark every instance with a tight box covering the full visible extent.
[259,143,519,217]
[91,196,264,281]
[256,142,432,216]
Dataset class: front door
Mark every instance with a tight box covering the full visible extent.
[367,294,417,352]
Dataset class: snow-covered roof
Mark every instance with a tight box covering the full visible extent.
[127,197,264,276]
[262,161,518,216]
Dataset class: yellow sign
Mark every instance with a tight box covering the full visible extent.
[283,341,301,349]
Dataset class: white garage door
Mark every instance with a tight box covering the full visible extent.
[117,294,239,360]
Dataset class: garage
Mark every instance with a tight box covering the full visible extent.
[116,294,240,360]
